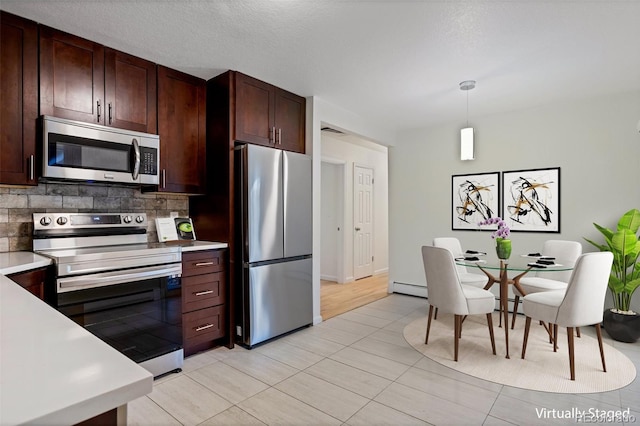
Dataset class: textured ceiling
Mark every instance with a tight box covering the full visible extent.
[2,0,639,138]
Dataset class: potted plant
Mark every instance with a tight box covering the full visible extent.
[584,208,640,342]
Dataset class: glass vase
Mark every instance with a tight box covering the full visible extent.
[496,238,512,260]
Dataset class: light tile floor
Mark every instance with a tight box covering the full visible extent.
[128,294,640,425]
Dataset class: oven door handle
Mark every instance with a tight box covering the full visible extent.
[58,264,182,292]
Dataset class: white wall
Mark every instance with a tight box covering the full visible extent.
[389,91,640,310]
[321,133,389,282]
[320,161,343,281]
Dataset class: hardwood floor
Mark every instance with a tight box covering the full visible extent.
[320,272,389,320]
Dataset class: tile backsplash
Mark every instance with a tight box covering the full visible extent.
[0,183,189,252]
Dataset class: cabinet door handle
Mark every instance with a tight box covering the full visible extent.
[195,323,214,332]
[194,262,214,267]
[97,100,101,122]
[108,102,113,125]
[271,126,276,144]
[162,169,166,188]
[277,128,282,145]
[194,290,214,296]
[29,155,35,181]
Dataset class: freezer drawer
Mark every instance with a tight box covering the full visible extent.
[243,257,312,347]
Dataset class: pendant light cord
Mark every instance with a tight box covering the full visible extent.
[466,90,469,127]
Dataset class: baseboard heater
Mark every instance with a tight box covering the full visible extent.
[392,281,427,298]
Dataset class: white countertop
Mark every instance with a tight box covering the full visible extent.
[0,251,52,275]
[168,240,228,252]
[0,274,153,425]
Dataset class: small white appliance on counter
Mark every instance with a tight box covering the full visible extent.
[156,217,196,242]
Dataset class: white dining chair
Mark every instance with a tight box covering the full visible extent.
[433,237,487,287]
[511,240,582,329]
[422,245,496,361]
[520,251,613,380]
[433,237,488,320]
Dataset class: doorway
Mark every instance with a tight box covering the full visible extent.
[319,127,389,319]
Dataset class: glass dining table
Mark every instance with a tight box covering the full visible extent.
[456,255,573,359]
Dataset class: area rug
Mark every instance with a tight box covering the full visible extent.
[403,312,636,393]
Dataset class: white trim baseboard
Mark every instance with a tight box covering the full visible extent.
[392,281,427,298]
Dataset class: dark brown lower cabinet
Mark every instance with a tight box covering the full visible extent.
[75,408,117,426]
[182,250,227,356]
[7,266,51,301]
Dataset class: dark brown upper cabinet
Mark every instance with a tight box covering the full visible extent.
[157,66,206,194]
[104,48,157,133]
[40,26,157,134]
[235,72,306,153]
[0,11,39,185]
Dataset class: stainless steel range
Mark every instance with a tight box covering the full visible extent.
[33,212,183,378]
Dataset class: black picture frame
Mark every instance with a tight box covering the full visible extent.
[501,167,560,233]
[451,172,500,230]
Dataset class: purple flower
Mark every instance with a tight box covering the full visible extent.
[478,216,510,239]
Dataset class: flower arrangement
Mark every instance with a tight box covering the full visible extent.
[478,217,510,239]
[479,217,512,259]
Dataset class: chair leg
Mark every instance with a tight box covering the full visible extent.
[425,305,434,344]
[595,323,607,373]
[511,296,520,329]
[434,307,438,320]
[454,314,460,362]
[521,316,532,359]
[567,326,575,380]
[486,313,496,355]
[576,327,581,338]
[553,324,558,352]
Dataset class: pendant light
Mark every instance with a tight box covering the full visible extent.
[460,80,476,161]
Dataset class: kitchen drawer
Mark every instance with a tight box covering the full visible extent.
[183,305,225,342]
[182,250,225,276]
[182,271,225,312]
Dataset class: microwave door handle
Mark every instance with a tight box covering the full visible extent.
[132,138,141,180]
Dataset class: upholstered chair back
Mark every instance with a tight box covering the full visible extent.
[422,246,470,315]
[537,240,583,281]
[555,252,613,326]
[433,237,468,276]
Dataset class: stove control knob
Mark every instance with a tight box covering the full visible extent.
[123,215,133,223]
[135,215,145,223]
[39,216,52,226]
[56,217,68,226]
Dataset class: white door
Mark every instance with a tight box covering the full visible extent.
[353,165,373,280]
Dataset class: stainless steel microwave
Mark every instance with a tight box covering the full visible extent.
[42,116,160,185]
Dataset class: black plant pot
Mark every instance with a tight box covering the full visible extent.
[603,309,640,343]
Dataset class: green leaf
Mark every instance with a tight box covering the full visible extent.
[617,208,640,234]
[583,237,608,252]
[624,277,640,295]
[611,229,638,257]
[594,222,615,243]
[609,274,624,293]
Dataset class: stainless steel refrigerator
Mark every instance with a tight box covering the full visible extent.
[235,144,312,347]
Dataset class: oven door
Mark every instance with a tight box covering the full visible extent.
[56,266,182,365]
